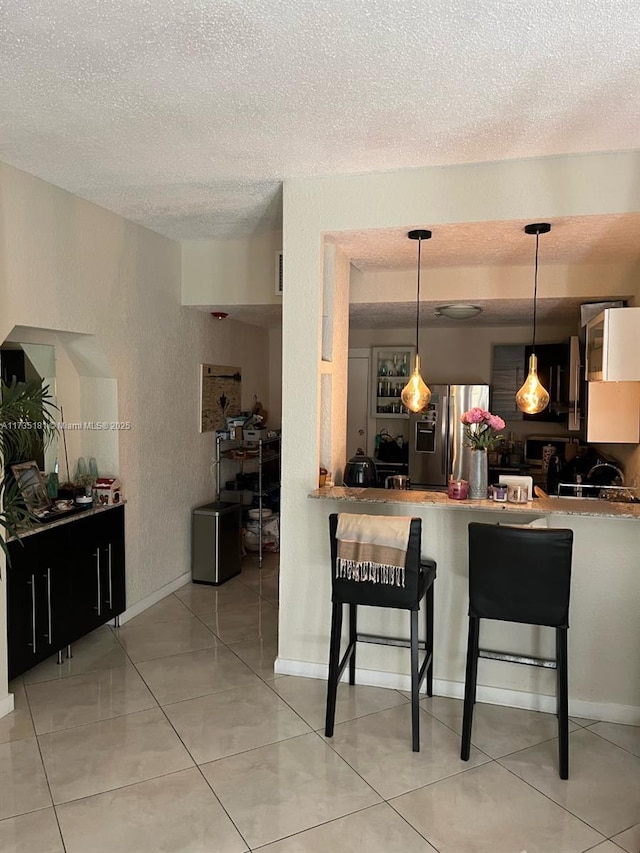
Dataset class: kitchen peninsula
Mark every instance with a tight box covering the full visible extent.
[275,486,640,726]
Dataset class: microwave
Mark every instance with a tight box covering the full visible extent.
[524,435,572,468]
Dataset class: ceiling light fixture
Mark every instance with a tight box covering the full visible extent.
[401,229,432,413]
[211,312,229,320]
[434,304,482,320]
[515,223,551,414]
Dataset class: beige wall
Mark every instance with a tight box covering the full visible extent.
[280,150,640,719]
[182,232,282,307]
[0,163,271,711]
[268,327,282,429]
[348,322,577,385]
[351,262,638,307]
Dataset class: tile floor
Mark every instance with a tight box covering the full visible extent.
[1,552,639,852]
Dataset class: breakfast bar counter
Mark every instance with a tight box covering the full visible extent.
[309,485,640,521]
[275,485,640,726]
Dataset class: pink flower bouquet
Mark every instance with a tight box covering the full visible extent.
[461,408,505,451]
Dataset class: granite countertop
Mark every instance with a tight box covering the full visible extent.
[7,502,124,541]
[309,486,640,520]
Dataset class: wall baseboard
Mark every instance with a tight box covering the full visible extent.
[274,658,640,726]
[0,691,15,720]
[113,571,192,626]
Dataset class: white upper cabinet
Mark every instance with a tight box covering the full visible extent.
[586,307,640,381]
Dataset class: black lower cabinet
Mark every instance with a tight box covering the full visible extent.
[7,506,125,680]
[70,507,126,638]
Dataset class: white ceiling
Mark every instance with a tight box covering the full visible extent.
[1,0,640,242]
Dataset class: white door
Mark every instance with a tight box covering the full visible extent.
[347,354,370,458]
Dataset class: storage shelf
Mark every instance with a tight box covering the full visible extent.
[215,432,281,568]
[371,346,415,419]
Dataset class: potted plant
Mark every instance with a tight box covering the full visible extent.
[0,377,58,559]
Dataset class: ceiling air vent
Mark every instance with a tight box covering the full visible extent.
[275,251,283,295]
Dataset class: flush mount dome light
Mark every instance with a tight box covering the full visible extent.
[434,304,482,320]
[211,312,229,320]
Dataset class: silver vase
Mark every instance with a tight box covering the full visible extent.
[469,449,488,500]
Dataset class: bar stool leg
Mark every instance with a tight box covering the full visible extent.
[556,627,569,779]
[461,615,480,761]
[410,608,420,752]
[425,582,434,697]
[325,601,343,738]
[349,603,357,685]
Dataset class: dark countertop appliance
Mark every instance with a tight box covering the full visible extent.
[550,446,626,499]
[343,455,377,487]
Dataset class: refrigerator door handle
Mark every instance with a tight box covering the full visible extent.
[441,394,451,476]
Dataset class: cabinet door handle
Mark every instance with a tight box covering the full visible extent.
[44,567,52,643]
[94,550,102,616]
[29,575,37,653]
[106,543,112,608]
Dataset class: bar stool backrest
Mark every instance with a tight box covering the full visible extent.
[329,513,423,610]
[468,523,573,628]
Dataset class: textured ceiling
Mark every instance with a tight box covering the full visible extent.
[329,214,640,271]
[1,0,640,239]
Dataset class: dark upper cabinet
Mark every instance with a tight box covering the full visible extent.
[523,342,570,423]
[492,341,578,424]
[491,345,526,421]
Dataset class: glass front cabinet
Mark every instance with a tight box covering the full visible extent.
[370,346,416,418]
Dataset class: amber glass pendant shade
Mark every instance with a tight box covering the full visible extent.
[401,354,431,413]
[516,353,550,414]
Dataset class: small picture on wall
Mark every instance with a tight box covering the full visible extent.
[200,364,242,432]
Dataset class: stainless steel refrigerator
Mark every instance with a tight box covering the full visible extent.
[408,384,490,487]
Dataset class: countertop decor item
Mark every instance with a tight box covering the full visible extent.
[516,223,551,414]
[468,449,489,500]
[448,479,469,500]
[401,229,432,413]
[460,408,505,451]
[461,407,505,501]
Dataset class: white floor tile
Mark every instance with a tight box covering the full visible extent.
[201,732,380,848]
[26,665,156,734]
[392,761,604,853]
[163,681,311,764]
[0,737,52,820]
[325,703,490,799]
[0,808,64,853]
[56,768,247,853]
[257,802,437,852]
[39,708,194,804]
[499,728,640,837]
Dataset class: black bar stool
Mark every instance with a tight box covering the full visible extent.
[461,522,573,778]
[325,513,436,752]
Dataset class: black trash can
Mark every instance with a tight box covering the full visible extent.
[191,501,242,585]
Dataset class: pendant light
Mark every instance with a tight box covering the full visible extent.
[515,222,551,414]
[401,229,432,413]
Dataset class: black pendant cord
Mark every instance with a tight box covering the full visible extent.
[416,237,421,357]
[408,228,432,360]
[532,231,539,352]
